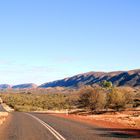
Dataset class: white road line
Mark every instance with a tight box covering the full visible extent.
[25,113,66,140]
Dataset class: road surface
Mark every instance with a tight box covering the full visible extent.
[0,108,139,140]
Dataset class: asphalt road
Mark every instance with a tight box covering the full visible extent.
[0,110,140,140]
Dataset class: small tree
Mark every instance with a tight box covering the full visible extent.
[89,89,107,113]
[78,86,93,108]
[108,88,127,111]
[79,87,107,113]
[101,80,113,89]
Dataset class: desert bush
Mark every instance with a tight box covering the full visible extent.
[89,89,107,112]
[135,92,140,98]
[107,88,134,111]
[78,87,107,112]
[133,92,140,107]
[108,89,125,111]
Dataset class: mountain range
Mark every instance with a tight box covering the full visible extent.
[39,69,140,88]
[0,69,140,89]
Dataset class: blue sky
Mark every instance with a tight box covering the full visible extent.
[0,0,140,85]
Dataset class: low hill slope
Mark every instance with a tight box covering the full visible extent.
[0,84,11,89]
[12,83,37,89]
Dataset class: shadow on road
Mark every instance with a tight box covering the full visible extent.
[94,128,140,139]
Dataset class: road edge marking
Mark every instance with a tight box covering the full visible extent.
[25,113,66,140]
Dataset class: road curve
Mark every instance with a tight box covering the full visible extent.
[0,112,139,140]
[0,112,57,140]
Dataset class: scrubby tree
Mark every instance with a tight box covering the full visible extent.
[107,88,134,111]
[79,86,107,113]
[78,87,93,108]
[135,92,140,98]
[101,80,113,89]
[89,89,107,112]
[109,89,125,111]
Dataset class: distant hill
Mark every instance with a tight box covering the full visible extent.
[0,84,11,89]
[12,83,37,89]
[39,69,140,88]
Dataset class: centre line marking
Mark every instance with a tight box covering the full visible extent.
[26,113,66,140]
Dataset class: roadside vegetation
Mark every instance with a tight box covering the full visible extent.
[0,94,73,112]
[0,81,140,113]
[78,86,135,113]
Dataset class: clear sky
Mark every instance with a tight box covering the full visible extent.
[0,0,140,85]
